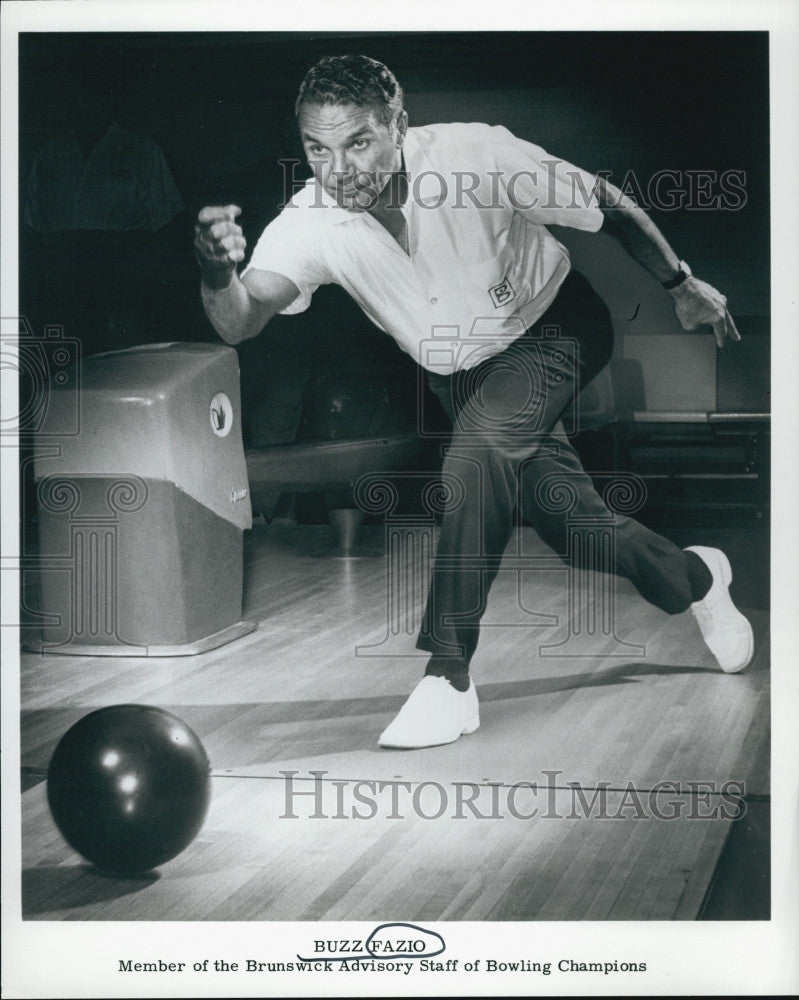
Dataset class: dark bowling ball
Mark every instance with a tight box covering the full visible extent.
[47,704,211,874]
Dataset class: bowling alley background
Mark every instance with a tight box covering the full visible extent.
[3,18,784,973]
[18,31,770,468]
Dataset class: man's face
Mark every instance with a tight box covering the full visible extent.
[298,102,406,211]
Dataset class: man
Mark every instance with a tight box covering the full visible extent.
[194,55,753,749]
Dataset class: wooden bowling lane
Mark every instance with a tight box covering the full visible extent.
[21,773,733,921]
[18,524,769,920]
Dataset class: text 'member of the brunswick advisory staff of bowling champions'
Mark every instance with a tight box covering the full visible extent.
[194,54,754,750]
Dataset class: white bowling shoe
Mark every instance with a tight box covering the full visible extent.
[686,546,754,673]
[378,676,480,749]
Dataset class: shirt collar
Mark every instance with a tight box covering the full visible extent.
[400,128,444,208]
[301,179,362,224]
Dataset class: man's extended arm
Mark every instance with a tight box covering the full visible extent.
[194,204,300,345]
[596,178,741,349]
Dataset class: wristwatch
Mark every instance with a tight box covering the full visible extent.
[662,260,692,290]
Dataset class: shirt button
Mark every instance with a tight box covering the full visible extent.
[430,297,438,305]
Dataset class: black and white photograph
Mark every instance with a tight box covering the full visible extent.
[2,1,797,997]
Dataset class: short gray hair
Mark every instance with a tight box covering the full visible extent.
[295,54,404,127]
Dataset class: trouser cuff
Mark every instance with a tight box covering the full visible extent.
[424,656,470,691]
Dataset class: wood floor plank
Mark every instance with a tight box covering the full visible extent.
[18,525,769,921]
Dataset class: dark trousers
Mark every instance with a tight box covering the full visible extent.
[417,271,700,672]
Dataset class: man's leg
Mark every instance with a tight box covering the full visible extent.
[415,275,618,681]
[515,424,753,673]
[379,275,752,748]
[517,421,712,615]
[381,299,601,747]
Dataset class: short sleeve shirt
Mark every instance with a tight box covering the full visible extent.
[242,122,603,373]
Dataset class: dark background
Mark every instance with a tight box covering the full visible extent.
[19,31,770,301]
[15,33,773,918]
[17,31,770,449]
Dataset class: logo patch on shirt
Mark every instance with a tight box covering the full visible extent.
[489,277,516,308]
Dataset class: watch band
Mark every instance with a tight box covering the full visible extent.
[662,260,692,290]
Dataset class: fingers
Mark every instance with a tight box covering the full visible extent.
[194,206,243,242]
[671,277,742,348]
[194,205,246,269]
[197,204,242,226]
[724,307,742,343]
[711,308,742,349]
[194,237,245,265]
[224,242,246,264]
[208,220,243,242]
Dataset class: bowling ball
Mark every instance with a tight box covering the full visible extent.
[47,704,211,874]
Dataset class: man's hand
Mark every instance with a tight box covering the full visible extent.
[194,205,246,289]
[668,276,741,349]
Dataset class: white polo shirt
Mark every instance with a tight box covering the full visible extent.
[243,122,603,373]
